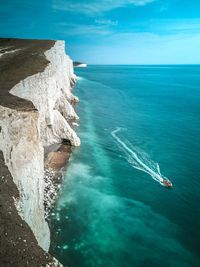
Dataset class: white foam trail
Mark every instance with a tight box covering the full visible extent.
[111,128,167,185]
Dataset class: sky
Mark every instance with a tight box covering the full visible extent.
[0,0,200,64]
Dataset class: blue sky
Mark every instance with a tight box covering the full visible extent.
[1,0,200,64]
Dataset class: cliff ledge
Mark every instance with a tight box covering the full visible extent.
[0,38,80,266]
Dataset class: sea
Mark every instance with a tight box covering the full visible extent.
[50,65,200,267]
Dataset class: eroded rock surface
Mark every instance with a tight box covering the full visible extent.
[0,38,79,266]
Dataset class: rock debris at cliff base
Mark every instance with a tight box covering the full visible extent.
[44,143,72,218]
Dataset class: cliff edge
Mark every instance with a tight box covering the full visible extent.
[0,38,80,266]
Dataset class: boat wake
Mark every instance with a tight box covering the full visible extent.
[111,127,170,186]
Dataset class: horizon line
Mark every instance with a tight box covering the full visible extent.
[80,63,200,66]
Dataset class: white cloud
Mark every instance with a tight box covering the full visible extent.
[157,19,200,34]
[56,22,112,36]
[53,0,155,15]
[95,19,118,26]
[125,18,200,36]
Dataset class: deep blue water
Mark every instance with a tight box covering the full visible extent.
[50,65,200,267]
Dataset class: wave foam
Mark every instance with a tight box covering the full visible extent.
[111,127,168,186]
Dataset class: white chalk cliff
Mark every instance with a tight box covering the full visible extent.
[0,39,80,253]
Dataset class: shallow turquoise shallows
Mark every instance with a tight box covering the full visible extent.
[50,65,200,267]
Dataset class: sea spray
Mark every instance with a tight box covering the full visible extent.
[81,100,112,177]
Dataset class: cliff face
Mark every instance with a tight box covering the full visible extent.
[10,41,80,147]
[0,38,80,259]
[0,107,49,250]
[0,151,62,267]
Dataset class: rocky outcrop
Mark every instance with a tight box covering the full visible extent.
[0,38,80,265]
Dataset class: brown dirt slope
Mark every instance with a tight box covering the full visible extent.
[0,38,55,111]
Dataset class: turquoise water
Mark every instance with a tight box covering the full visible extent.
[50,65,200,267]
